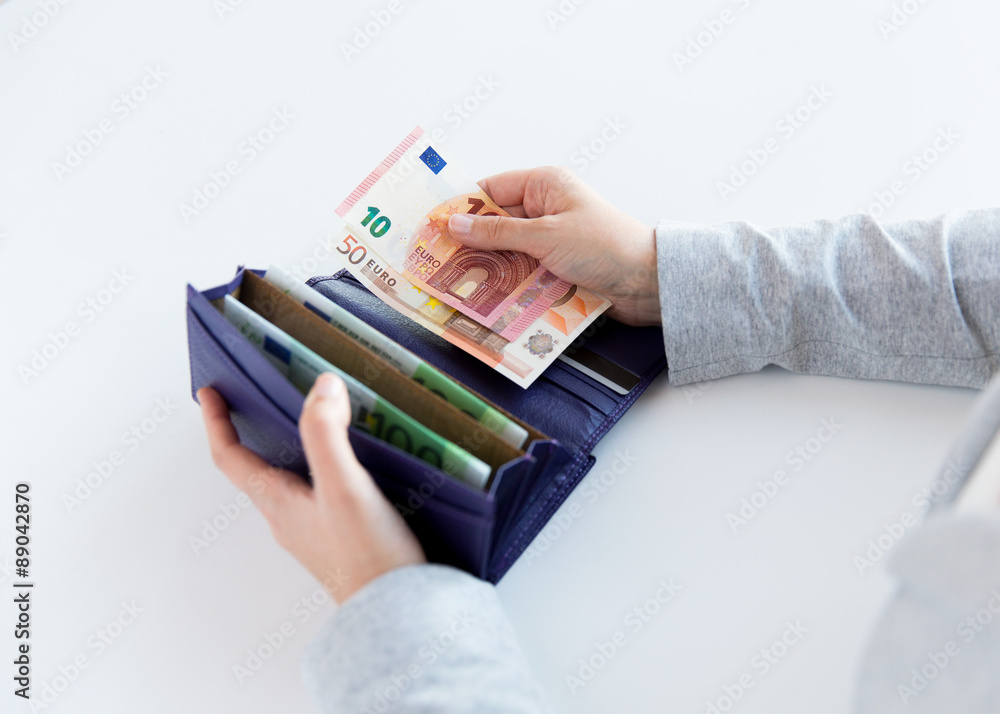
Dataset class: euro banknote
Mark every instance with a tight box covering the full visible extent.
[335,126,575,341]
[262,264,529,448]
[222,295,491,488]
[328,226,611,389]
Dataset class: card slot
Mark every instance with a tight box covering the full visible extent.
[550,347,633,402]
[537,361,619,415]
[558,341,642,395]
[234,271,524,482]
[565,319,667,384]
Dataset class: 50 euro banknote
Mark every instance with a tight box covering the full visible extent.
[335,126,575,341]
[328,226,611,389]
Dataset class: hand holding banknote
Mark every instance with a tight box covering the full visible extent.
[447,167,661,327]
[197,163,663,602]
[198,376,426,603]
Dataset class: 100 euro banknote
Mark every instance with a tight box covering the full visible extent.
[335,126,574,341]
[222,294,492,488]
[328,226,611,389]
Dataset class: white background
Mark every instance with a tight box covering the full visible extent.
[1,0,996,712]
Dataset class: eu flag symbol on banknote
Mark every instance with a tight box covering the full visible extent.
[419,146,446,174]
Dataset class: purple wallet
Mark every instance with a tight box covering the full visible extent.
[187,267,666,583]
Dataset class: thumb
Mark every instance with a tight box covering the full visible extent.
[448,212,537,255]
[298,373,369,498]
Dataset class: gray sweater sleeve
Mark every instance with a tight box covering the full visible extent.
[300,212,1000,713]
[656,210,1000,388]
[300,564,550,713]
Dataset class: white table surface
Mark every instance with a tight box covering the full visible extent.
[1,1,995,712]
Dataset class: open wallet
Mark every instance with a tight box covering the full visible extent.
[186,266,667,583]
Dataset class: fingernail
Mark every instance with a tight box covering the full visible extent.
[308,373,343,402]
[449,213,474,236]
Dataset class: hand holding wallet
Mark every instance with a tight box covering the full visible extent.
[188,266,666,581]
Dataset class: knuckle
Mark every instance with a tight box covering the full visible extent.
[483,217,505,243]
[535,166,576,207]
[300,391,350,432]
[298,404,334,437]
[542,164,576,186]
[529,212,556,236]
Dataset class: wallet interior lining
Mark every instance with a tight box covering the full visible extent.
[219,272,527,479]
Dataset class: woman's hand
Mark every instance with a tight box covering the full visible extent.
[448,166,660,327]
[198,373,426,603]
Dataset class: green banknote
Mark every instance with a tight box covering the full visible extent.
[222,295,491,489]
[263,264,529,448]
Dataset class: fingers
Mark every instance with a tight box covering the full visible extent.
[448,212,542,256]
[199,387,269,485]
[298,373,373,501]
[198,387,312,515]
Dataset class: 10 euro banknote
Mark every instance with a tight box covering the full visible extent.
[335,127,578,341]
